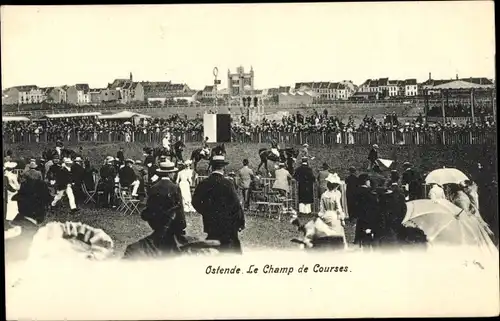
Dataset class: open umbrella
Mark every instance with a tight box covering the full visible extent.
[425,168,468,185]
[402,199,496,250]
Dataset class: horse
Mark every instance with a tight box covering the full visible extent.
[190,143,226,172]
[257,147,299,176]
[148,141,185,166]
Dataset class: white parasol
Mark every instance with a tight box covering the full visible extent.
[425,168,468,185]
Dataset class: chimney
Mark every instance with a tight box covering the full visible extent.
[428,72,431,80]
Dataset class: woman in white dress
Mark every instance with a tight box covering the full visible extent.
[176,160,195,213]
[448,182,496,255]
[4,162,20,222]
[309,173,347,249]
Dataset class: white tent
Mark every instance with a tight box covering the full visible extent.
[44,112,102,119]
[98,111,152,120]
[2,116,30,122]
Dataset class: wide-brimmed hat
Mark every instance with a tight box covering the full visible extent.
[303,143,309,148]
[135,160,142,164]
[74,157,83,162]
[29,162,38,169]
[4,161,17,169]
[325,173,342,185]
[278,162,286,167]
[125,159,134,164]
[156,160,178,173]
[210,155,229,166]
[372,144,379,149]
[184,159,193,165]
[403,162,412,168]
[63,158,73,164]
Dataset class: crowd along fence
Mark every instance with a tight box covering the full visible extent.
[195,175,349,218]
[4,129,496,146]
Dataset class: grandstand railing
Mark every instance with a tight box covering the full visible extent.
[4,129,496,146]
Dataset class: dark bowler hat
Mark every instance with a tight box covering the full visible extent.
[210,155,229,166]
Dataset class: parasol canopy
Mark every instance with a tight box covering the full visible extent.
[402,199,495,249]
[425,168,468,185]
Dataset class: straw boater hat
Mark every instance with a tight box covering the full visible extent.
[4,161,17,170]
[373,144,379,149]
[74,157,83,163]
[325,173,342,185]
[303,143,309,148]
[301,157,308,165]
[210,155,229,166]
[278,162,286,167]
[125,159,134,164]
[29,162,38,169]
[135,160,142,165]
[63,158,73,165]
[156,160,178,174]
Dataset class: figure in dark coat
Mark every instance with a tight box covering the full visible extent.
[367,144,379,169]
[293,158,315,214]
[6,179,52,262]
[401,163,423,200]
[192,155,245,254]
[116,147,125,166]
[72,158,85,204]
[345,166,359,219]
[100,158,117,208]
[123,161,188,260]
[374,188,407,249]
[354,174,379,248]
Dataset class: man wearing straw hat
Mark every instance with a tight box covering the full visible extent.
[20,159,43,183]
[51,157,78,213]
[123,160,187,259]
[192,155,245,254]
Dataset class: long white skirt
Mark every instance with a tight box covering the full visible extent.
[179,180,195,213]
[6,191,19,221]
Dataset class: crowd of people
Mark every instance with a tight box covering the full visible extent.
[427,98,494,118]
[4,138,498,260]
[2,107,496,145]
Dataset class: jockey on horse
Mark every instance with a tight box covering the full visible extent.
[270,139,280,159]
[162,128,172,155]
[199,137,210,158]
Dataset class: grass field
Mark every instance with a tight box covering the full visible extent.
[7,141,497,256]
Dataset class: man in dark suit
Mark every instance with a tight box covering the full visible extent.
[123,160,188,259]
[345,166,358,219]
[116,147,125,167]
[369,164,387,189]
[367,144,379,169]
[192,155,245,254]
[354,174,379,249]
[401,162,423,200]
[20,160,43,183]
[72,157,85,204]
[100,156,117,208]
[51,158,78,213]
[293,157,315,215]
[143,147,156,181]
[119,159,140,197]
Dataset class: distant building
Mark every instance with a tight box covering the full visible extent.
[2,85,40,105]
[228,66,254,97]
[140,81,191,101]
[66,84,91,105]
[358,78,419,97]
[278,91,315,105]
[421,73,494,95]
[89,88,105,104]
[404,79,418,96]
[294,81,354,101]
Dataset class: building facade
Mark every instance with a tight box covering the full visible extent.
[66,84,91,105]
[228,66,254,97]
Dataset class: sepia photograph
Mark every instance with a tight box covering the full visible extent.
[2,2,499,319]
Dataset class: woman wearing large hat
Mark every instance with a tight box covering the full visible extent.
[4,161,20,222]
[317,173,347,246]
[176,160,196,213]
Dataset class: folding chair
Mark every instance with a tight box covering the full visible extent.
[83,172,102,205]
[116,185,141,216]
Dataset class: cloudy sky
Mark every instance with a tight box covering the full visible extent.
[1,2,495,90]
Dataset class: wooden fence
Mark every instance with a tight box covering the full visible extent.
[4,129,496,146]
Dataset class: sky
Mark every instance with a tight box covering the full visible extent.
[1,2,495,90]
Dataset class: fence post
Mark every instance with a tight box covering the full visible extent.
[391,131,395,144]
[322,132,325,145]
[299,132,303,145]
[109,132,112,142]
[469,132,473,144]
[258,132,262,144]
[77,131,80,143]
[442,131,446,145]
[367,132,370,145]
